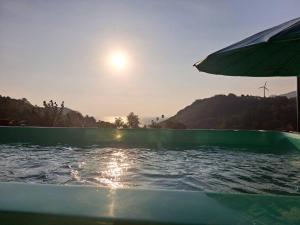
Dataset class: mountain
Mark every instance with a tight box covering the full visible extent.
[0,95,115,128]
[280,91,296,99]
[162,94,296,131]
[270,91,297,99]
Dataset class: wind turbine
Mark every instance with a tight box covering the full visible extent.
[259,82,269,98]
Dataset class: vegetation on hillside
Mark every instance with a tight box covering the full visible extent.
[162,94,296,131]
[148,114,170,128]
[0,95,115,128]
[113,112,140,128]
[0,94,297,131]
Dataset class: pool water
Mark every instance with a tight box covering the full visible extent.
[1,144,300,195]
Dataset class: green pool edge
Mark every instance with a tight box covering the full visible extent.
[1,127,300,224]
[0,182,300,225]
[1,126,300,152]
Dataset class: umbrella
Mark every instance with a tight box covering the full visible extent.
[194,17,300,131]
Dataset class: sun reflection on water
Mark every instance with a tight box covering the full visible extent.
[114,133,122,140]
[95,150,130,188]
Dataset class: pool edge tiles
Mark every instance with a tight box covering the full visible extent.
[0,182,300,225]
[0,127,299,152]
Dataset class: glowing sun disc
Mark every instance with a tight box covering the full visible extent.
[110,52,128,71]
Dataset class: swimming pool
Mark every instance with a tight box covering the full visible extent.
[1,127,300,224]
[1,144,300,195]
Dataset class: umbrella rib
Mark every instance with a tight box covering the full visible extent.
[224,43,279,76]
[217,45,264,75]
[245,45,280,75]
[267,41,300,74]
[246,42,298,76]
[273,48,300,75]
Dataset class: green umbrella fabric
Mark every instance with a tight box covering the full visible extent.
[194,17,300,77]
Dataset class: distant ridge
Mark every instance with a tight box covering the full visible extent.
[162,94,296,131]
[279,91,296,99]
[270,91,296,99]
[0,95,115,127]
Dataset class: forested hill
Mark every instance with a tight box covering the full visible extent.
[0,95,115,128]
[1,94,297,130]
[163,94,297,131]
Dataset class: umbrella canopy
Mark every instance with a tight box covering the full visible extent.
[194,17,300,131]
[194,17,300,76]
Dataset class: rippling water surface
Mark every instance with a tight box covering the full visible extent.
[1,144,300,195]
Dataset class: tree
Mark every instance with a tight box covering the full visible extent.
[97,120,116,128]
[42,100,64,126]
[149,119,160,128]
[114,117,124,128]
[65,111,85,127]
[127,112,140,128]
[83,115,97,127]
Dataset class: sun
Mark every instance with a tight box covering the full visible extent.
[109,51,128,71]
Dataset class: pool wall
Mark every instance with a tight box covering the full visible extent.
[0,127,300,152]
[1,127,300,224]
[0,182,299,225]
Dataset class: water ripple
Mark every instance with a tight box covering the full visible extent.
[0,144,300,195]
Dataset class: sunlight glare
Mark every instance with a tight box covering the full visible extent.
[94,150,130,189]
[109,51,128,71]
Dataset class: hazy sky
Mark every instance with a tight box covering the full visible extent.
[0,0,299,120]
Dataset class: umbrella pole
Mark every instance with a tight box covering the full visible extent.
[297,77,300,132]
